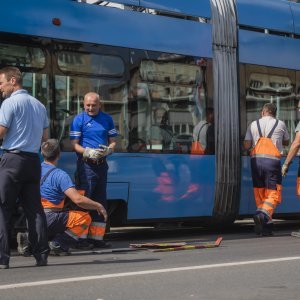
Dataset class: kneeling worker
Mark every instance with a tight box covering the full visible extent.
[18,139,107,256]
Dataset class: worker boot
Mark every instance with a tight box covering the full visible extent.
[17,232,32,257]
[49,241,71,256]
[89,240,112,249]
[253,212,271,236]
[73,239,94,250]
[262,222,274,236]
[35,254,48,267]
[253,213,264,235]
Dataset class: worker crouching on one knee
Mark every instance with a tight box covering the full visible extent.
[244,103,289,236]
[17,139,107,256]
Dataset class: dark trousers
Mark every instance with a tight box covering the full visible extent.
[0,152,49,265]
[46,211,75,250]
[76,159,108,223]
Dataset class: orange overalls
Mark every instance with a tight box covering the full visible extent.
[42,197,91,242]
[250,119,282,221]
[40,168,91,244]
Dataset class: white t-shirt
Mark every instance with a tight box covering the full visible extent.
[244,116,289,154]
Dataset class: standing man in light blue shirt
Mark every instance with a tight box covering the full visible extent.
[0,66,50,269]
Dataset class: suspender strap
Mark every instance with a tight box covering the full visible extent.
[267,120,279,138]
[256,119,279,138]
[256,120,263,138]
[196,122,208,141]
[40,167,56,186]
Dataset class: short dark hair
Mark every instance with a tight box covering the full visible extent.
[0,66,23,85]
[41,139,60,162]
[262,103,277,117]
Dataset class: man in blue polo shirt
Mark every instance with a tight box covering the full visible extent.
[0,66,49,269]
[17,139,108,256]
[70,92,117,248]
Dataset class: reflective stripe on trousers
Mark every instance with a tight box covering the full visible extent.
[46,210,92,240]
[87,222,106,241]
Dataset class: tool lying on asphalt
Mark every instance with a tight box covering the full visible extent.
[130,242,187,248]
[69,237,223,255]
[130,237,223,252]
[291,231,300,238]
[150,237,222,252]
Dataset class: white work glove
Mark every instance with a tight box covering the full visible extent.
[282,162,290,177]
[83,147,103,160]
[98,144,113,158]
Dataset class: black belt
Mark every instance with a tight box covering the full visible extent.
[4,149,37,156]
[81,157,106,165]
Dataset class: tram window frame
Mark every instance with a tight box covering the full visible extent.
[0,39,52,136]
[0,42,46,69]
[52,44,129,152]
[57,51,125,77]
[127,49,214,154]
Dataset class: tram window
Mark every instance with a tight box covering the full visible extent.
[0,43,45,69]
[127,54,213,154]
[57,52,125,77]
[54,75,128,152]
[241,64,297,153]
[20,72,51,138]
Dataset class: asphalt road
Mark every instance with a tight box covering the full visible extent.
[1,220,300,300]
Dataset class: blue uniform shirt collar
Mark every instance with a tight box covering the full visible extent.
[83,110,102,121]
[10,89,28,97]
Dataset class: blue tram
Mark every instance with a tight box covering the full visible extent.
[0,0,300,227]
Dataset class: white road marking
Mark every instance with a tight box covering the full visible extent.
[1,256,300,290]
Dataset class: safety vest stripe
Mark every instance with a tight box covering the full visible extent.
[263,201,275,209]
[88,222,106,240]
[251,154,281,161]
[65,229,80,240]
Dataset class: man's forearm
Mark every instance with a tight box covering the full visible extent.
[71,141,85,154]
[284,142,300,165]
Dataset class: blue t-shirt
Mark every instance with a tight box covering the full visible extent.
[0,89,49,153]
[70,111,117,149]
[40,162,74,206]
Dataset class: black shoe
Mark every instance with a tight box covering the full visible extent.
[17,232,32,257]
[253,214,264,235]
[36,259,48,267]
[0,264,9,269]
[73,239,94,250]
[35,252,48,266]
[262,222,274,236]
[91,240,112,249]
[49,241,71,256]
